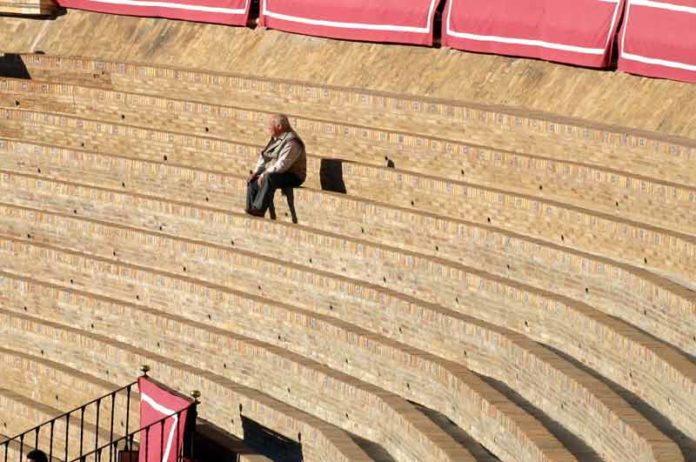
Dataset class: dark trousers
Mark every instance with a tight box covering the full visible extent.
[246,172,304,215]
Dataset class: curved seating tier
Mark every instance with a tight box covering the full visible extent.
[2,114,696,354]
[1,101,694,290]
[0,176,691,461]
[0,138,693,358]
[8,55,696,185]
[1,79,695,240]
[0,349,138,461]
[0,309,377,462]
[0,53,694,462]
[0,133,692,454]
[0,347,119,412]
[0,263,544,462]
[0,386,108,461]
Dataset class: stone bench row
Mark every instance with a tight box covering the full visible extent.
[0,234,676,462]
[1,137,693,358]
[0,347,125,418]
[0,265,537,462]
[2,79,695,230]
[2,110,695,288]
[0,386,107,461]
[0,348,140,461]
[0,185,690,461]
[7,55,696,185]
[0,310,375,462]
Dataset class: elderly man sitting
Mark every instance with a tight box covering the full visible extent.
[246,114,306,217]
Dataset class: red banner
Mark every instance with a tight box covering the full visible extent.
[443,0,625,68]
[138,377,193,462]
[618,0,696,83]
[55,0,251,26]
[259,0,439,45]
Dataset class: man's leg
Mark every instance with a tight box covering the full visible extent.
[251,172,302,213]
[246,180,261,212]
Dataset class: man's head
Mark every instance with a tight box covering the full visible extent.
[267,114,292,138]
[26,449,48,462]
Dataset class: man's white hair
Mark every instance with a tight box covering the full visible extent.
[271,113,292,132]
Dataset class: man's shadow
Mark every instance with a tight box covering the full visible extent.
[319,158,347,194]
[319,156,396,194]
[0,53,31,79]
[270,159,345,225]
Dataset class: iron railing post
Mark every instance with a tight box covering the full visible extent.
[49,420,54,461]
[109,394,115,462]
[175,411,180,462]
[80,406,85,460]
[94,398,101,455]
[65,411,71,462]
[189,391,200,462]
[124,386,131,451]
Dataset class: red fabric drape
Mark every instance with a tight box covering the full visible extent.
[618,0,696,83]
[443,0,625,68]
[55,0,251,26]
[138,377,192,462]
[259,0,439,45]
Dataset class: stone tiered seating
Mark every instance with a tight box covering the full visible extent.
[0,349,138,462]
[0,217,572,460]
[0,54,694,462]
[1,109,694,353]
[0,387,109,461]
[1,138,693,358]
[0,271,476,462]
[1,78,694,238]
[1,85,694,286]
[0,309,375,462]
[0,172,691,461]
[9,55,695,184]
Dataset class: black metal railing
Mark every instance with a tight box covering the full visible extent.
[0,381,137,462]
[71,403,197,462]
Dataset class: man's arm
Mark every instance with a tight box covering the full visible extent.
[253,154,267,175]
[248,153,267,183]
[264,140,302,175]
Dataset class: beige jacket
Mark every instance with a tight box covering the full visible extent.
[253,130,306,181]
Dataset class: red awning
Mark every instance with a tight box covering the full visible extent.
[56,0,251,26]
[259,0,439,45]
[618,0,696,83]
[442,0,625,68]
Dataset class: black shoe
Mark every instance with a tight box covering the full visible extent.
[245,208,265,217]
